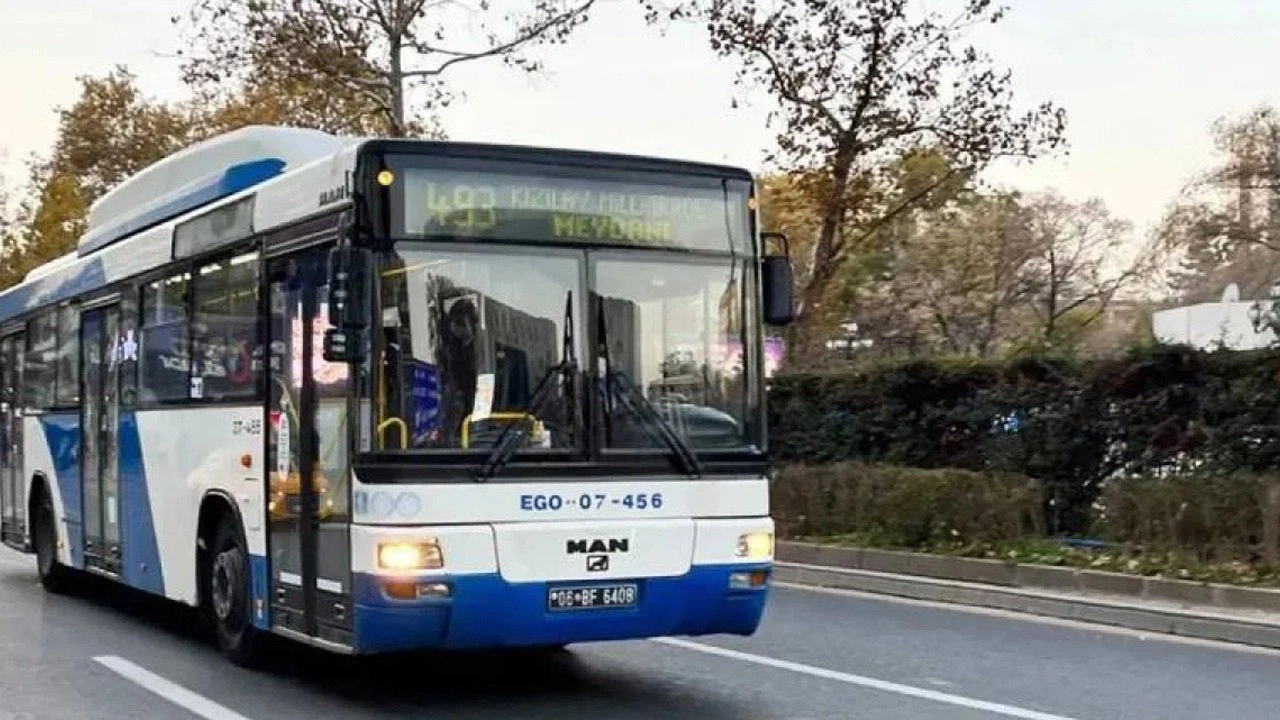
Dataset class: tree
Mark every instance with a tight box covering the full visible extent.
[0,164,32,289]
[644,0,1067,355]
[46,66,194,204]
[0,67,194,288]
[1160,106,1280,303]
[1209,106,1280,249]
[176,0,598,137]
[756,171,825,300]
[1019,192,1154,349]
[181,9,428,137]
[877,190,1035,357]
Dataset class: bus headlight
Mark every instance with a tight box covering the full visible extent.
[735,531,773,560]
[377,540,443,571]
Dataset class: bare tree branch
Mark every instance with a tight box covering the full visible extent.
[178,0,598,136]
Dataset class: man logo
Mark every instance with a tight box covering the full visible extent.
[586,555,609,572]
[565,538,630,554]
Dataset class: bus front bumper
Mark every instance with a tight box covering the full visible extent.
[349,563,772,654]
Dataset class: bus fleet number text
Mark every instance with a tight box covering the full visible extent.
[519,493,665,512]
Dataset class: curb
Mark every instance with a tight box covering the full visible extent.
[773,562,1280,650]
[776,541,1280,614]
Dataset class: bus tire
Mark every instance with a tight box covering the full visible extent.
[32,483,73,594]
[207,516,263,667]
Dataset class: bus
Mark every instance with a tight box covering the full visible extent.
[0,125,795,665]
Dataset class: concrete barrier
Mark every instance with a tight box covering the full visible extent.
[777,541,1280,614]
[774,561,1280,651]
[775,541,1280,650]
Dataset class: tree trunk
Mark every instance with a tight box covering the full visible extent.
[387,0,406,137]
[789,151,856,365]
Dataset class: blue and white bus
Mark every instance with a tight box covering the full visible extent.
[0,125,794,665]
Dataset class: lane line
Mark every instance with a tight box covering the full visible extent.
[652,637,1085,720]
[93,655,254,720]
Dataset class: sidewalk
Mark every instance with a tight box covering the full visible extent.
[775,541,1280,650]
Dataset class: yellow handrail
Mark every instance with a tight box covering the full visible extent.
[461,412,541,449]
[378,416,408,449]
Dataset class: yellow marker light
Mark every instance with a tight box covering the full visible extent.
[376,169,395,187]
[377,540,443,571]
[735,531,774,560]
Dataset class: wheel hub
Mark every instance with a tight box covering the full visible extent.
[211,550,241,622]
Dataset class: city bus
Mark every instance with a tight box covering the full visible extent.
[0,125,794,665]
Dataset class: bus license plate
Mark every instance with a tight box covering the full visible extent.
[547,583,639,611]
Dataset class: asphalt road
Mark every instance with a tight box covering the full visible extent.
[1,546,1277,720]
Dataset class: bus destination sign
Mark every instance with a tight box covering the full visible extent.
[401,167,747,252]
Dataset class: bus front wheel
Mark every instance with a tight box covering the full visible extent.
[207,517,263,667]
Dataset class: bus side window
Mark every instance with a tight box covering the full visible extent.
[54,304,79,406]
[24,311,56,409]
[119,289,140,406]
[139,273,191,403]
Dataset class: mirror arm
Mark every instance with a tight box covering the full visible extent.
[760,231,790,259]
[323,237,372,363]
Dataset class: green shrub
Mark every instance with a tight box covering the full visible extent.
[773,461,1280,584]
[771,462,1045,548]
[767,344,1280,535]
[1097,471,1280,565]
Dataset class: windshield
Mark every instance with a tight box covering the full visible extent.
[594,256,757,451]
[372,245,760,457]
[374,246,582,452]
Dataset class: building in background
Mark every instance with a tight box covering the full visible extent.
[1152,283,1278,350]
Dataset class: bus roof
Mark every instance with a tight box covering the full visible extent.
[0,126,756,326]
[80,125,357,258]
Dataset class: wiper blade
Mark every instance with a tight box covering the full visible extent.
[605,368,703,477]
[595,299,702,478]
[474,292,578,482]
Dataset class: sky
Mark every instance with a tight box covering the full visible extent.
[2,0,1280,242]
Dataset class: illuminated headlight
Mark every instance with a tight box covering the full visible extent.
[735,531,774,559]
[377,540,443,571]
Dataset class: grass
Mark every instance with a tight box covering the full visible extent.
[796,533,1280,587]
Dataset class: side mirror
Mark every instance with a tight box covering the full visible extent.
[324,244,371,363]
[760,232,794,326]
[328,244,370,330]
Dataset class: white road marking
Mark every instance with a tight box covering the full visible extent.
[653,637,1085,720]
[93,656,254,720]
[773,580,1280,658]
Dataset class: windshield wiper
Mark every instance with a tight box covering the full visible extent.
[595,298,702,478]
[474,292,578,482]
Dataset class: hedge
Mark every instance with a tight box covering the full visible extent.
[767,344,1280,535]
[772,463,1280,580]
[770,462,1044,544]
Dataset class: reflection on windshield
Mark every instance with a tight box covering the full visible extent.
[594,258,755,450]
[376,248,581,451]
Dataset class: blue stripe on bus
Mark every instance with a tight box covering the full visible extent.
[250,555,269,630]
[348,563,771,654]
[39,413,83,567]
[77,158,286,257]
[0,257,107,326]
[39,411,165,593]
[118,411,164,595]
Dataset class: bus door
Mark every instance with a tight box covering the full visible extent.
[80,304,122,574]
[266,248,353,643]
[0,332,24,550]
